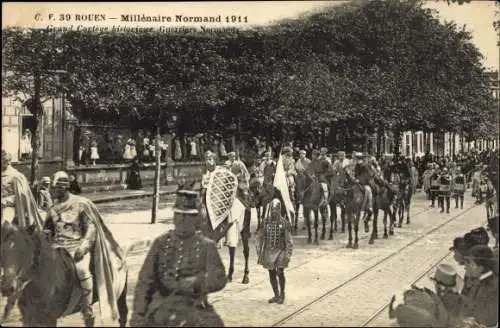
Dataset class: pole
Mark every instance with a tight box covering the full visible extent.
[30,73,42,186]
[151,124,161,224]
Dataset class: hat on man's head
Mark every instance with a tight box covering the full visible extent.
[227,152,236,158]
[337,151,346,156]
[450,237,468,253]
[354,152,364,159]
[173,189,199,215]
[52,171,70,187]
[312,150,320,157]
[40,176,51,185]
[429,263,461,287]
[466,244,496,273]
[299,150,307,155]
[320,147,328,154]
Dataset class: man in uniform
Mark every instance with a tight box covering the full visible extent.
[260,151,276,183]
[43,171,125,326]
[438,167,452,214]
[37,176,53,210]
[452,167,466,209]
[1,150,43,230]
[332,151,351,172]
[131,190,227,327]
[295,150,311,174]
[319,147,332,165]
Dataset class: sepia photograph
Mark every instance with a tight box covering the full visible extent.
[1,1,499,327]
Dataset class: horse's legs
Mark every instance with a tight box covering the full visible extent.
[117,272,129,327]
[347,214,353,248]
[389,207,396,235]
[406,195,411,224]
[353,213,359,249]
[313,209,319,245]
[227,247,236,282]
[241,211,251,284]
[369,207,378,244]
[256,205,261,232]
[330,199,338,232]
[305,207,312,244]
[397,200,403,228]
[341,206,346,233]
[383,211,389,238]
[364,203,373,233]
[321,206,327,240]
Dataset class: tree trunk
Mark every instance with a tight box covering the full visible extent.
[30,73,42,186]
[151,125,161,224]
[376,128,383,158]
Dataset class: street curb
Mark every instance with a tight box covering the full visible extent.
[91,190,176,204]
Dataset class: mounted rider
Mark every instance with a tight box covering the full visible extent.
[1,150,43,230]
[260,150,277,183]
[282,147,297,204]
[43,171,125,327]
[351,152,375,218]
[332,151,351,172]
[451,166,466,209]
[295,150,311,174]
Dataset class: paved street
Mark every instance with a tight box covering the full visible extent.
[0,192,492,327]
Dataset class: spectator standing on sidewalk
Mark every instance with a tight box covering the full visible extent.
[257,198,294,305]
[461,245,498,328]
[126,157,143,190]
[69,173,82,195]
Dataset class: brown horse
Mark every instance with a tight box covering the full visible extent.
[341,172,365,249]
[301,172,329,245]
[328,169,347,234]
[0,222,129,327]
[366,182,397,243]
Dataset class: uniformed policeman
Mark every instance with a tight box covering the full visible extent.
[131,190,227,327]
[438,167,452,213]
[452,167,466,209]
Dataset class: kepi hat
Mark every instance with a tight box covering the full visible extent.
[173,189,199,215]
[52,171,70,187]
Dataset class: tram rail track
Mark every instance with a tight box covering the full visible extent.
[211,206,433,305]
[271,203,477,327]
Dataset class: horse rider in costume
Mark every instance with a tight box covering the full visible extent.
[295,150,311,174]
[1,150,43,230]
[131,190,227,327]
[43,171,125,327]
[352,152,376,219]
[319,147,332,165]
[452,167,466,210]
[282,147,297,205]
[257,198,294,305]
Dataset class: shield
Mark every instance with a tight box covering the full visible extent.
[206,167,238,231]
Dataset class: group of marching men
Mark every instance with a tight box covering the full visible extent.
[422,162,496,214]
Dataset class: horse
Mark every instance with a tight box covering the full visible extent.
[301,172,329,245]
[249,175,275,233]
[0,222,129,327]
[366,181,397,243]
[396,179,413,227]
[293,171,307,233]
[197,181,252,285]
[341,172,366,249]
[328,169,347,234]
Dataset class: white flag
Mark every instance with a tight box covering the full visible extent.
[273,153,296,221]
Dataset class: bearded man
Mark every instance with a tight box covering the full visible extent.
[1,150,43,230]
[43,171,125,327]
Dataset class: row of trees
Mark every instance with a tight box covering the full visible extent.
[2,0,498,181]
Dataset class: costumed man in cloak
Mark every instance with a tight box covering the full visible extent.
[1,150,44,230]
[226,151,252,282]
[257,198,293,305]
[131,189,227,327]
[352,153,376,221]
[43,171,126,327]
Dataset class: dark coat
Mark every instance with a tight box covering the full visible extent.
[460,272,498,327]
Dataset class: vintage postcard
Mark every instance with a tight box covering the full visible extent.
[1,1,499,327]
